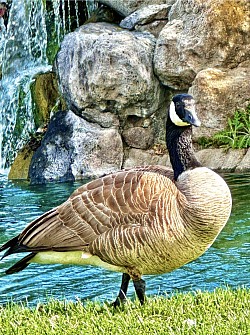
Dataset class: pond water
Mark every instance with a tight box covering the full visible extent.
[0,173,249,305]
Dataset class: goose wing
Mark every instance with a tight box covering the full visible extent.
[4,166,174,255]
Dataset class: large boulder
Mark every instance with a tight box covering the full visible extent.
[28,110,123,184]
[55,22,164,120]
[154,0,250,89]
[189,64,250,138]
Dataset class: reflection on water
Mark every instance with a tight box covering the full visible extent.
[0,173,249,304]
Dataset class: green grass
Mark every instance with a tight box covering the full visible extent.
[0,287,249,335]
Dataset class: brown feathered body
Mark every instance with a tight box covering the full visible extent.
[5,164,231,276]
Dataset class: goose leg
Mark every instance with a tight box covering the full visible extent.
[133,278,146,305]
[113,273,131,307]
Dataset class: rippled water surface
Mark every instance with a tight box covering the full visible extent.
[0,173,249,304]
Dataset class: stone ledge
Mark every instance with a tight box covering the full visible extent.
[124,148,250,173]
[196,148,248,172]
[8,146,250,181]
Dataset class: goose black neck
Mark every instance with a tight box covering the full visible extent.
[166,117,201,181]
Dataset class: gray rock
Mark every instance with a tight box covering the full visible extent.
[80,108,120,128]
[135,20,169,38]
[154,0,250,89]
[122,126,154,149]
[154,19,195,89]
[196,149,227,171]
[196,148,247,172]
[221,149,246,172]
[97,0,176,17]
[235,149,250,172]
[123,148,171,168]
[55,22,164,120]
[189,65,250,138]
[124,147,250,173]
[28,110,123,184]
[120,4,172,35]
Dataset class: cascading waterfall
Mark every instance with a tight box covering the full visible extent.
[0,0,50,173]
[0,0,95,174]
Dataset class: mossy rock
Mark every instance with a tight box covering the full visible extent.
[31,72,66,129]
[8,147,34,180]
[8,129,46,180]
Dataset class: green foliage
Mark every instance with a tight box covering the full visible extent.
[0,288,249,335]
[214,108,250,149]
[198,107,250,149]
[196,136,215,149]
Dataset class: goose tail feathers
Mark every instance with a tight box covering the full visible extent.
[5,253,36,274]
[0,236,34,274]
[0,235,28,259]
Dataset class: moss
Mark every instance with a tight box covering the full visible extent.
[8,147,34,180]
[31,72,66,129]
[8,129,46,180]
[9,72,66,179]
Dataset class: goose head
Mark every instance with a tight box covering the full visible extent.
[166,94,202,181]
[169,93,201,127]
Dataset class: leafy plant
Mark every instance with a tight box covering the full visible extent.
[197,106,250,149]
[213,108,250,149]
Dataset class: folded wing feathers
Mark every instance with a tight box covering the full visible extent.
[9,167,174,257]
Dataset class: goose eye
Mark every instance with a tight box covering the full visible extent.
[186,113,192,122]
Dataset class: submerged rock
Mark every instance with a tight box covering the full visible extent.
[28,111,123,184]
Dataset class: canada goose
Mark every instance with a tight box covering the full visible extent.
[0,94,232,306]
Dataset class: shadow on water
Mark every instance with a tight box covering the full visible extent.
[0,173,249,305]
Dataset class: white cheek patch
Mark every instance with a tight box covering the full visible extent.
[169,101,190,126]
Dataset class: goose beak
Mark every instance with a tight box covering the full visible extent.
[183,109,201,127]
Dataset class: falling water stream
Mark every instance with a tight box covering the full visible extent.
[0,0,51,172]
